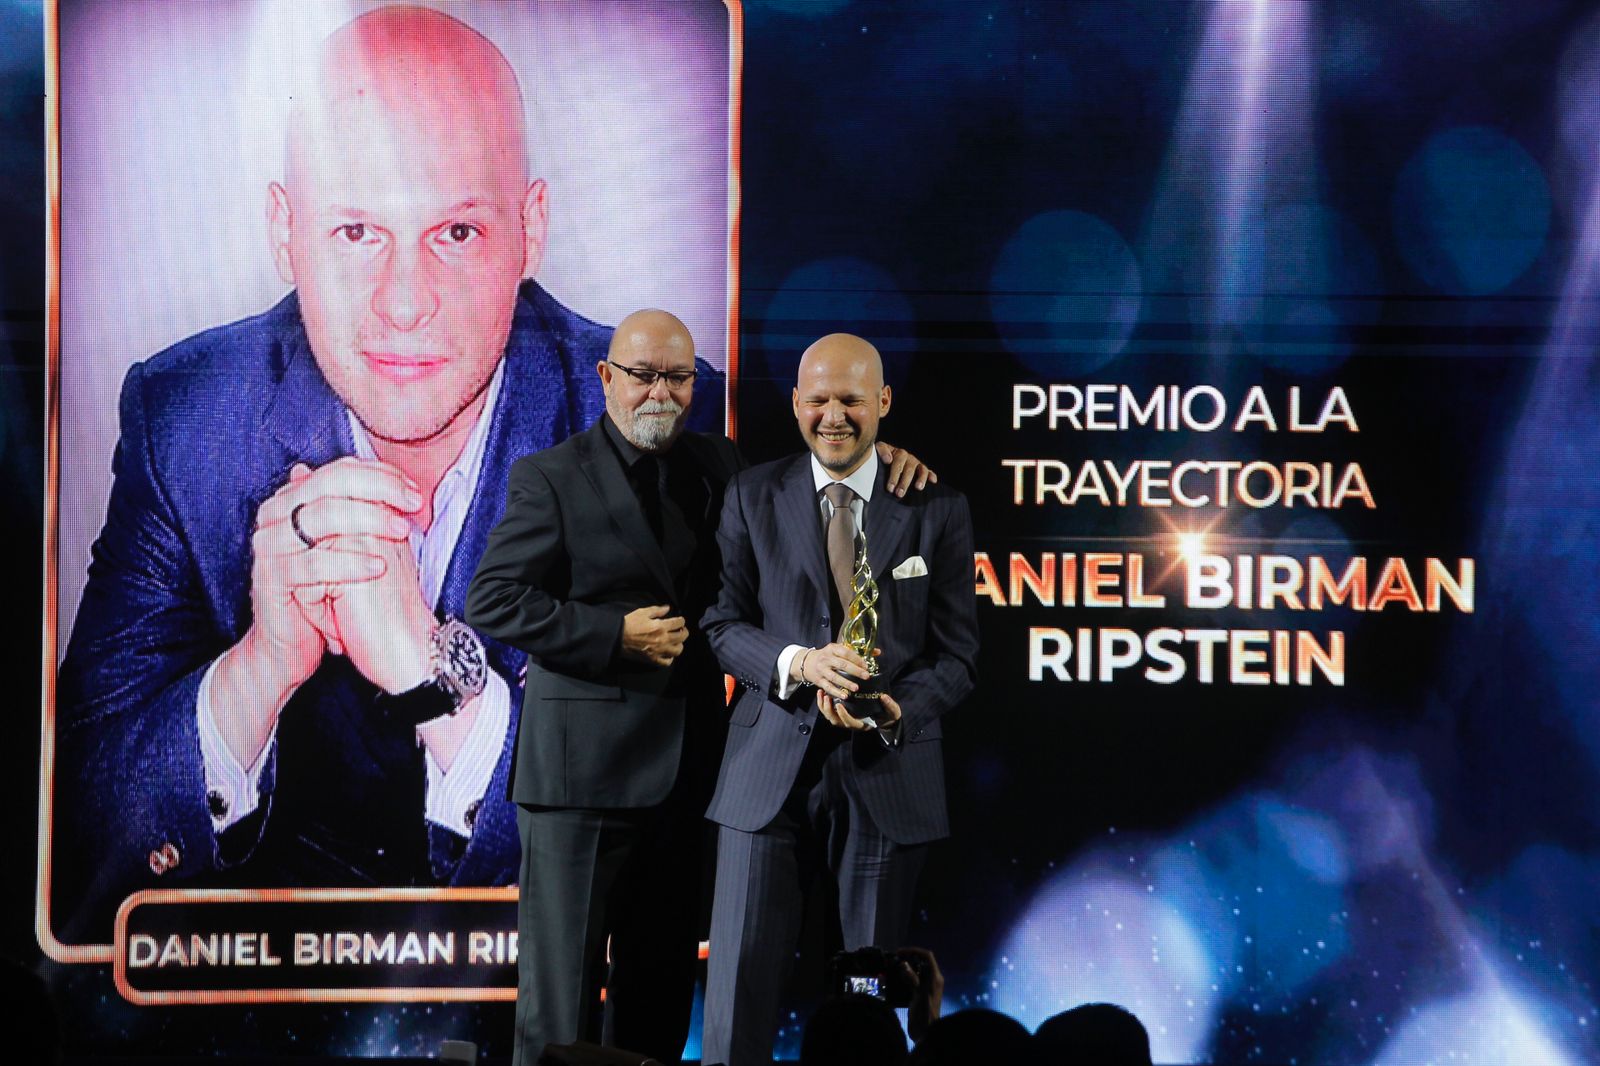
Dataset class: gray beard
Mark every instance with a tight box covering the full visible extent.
[621,398,685,452]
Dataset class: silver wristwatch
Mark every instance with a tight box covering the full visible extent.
[378,618,488,727]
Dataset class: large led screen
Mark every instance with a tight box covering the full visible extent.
[40,0,739,1023]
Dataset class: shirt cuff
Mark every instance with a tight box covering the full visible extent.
[424,672,511,837]
[196,660,272,831]
[774,644,809,700]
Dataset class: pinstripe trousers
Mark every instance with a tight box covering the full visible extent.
[701,724,928,1066]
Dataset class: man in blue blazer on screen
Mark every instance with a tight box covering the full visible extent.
[50,6,724,940]
[699,333,980,1066]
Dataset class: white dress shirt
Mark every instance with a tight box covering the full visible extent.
[196,361,510,838]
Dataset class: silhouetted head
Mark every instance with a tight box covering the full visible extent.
[0,958,60,1065]
[908,1008,1033,1065]
[1034,1002,1153,1066]
[801,994,909,1066]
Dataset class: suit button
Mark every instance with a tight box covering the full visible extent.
[798,723,811,736]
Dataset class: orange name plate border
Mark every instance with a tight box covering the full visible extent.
[113,886,519,1006]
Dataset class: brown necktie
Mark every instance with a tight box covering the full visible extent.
[824,482,858,621]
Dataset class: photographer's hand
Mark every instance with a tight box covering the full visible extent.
[898,946,944,1043]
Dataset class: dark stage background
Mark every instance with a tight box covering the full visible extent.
[6,1,1600,1062]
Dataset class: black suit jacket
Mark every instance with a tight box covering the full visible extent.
[465,419,745,809]
[701,454,979,844]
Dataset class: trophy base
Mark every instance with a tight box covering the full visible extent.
[845,688,885,731]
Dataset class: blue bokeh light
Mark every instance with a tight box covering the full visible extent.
[1393,127,1551,295]
[1277,514,1353,563]
[1235,204,1383,375]
[760,255,914,357]
[989,210,1142,376]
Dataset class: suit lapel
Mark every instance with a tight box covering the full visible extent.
[436,313,571,618]
[776,455,831,606]
[863,463,911,585]
[264,321,352,468]
[579,423,677,598]
[675,433,725,530]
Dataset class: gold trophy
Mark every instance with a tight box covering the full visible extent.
[839,528,882,704]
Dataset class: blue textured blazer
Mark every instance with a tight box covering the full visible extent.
[701,453,979,845]
[53,281,723,942]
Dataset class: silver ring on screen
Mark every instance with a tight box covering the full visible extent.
[291,503,318,549]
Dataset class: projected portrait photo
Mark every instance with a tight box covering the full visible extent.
[43,0,738,966]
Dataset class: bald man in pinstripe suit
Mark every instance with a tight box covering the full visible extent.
[698,334,979,1066]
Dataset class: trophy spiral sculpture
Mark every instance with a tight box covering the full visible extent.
[839,529,882,697]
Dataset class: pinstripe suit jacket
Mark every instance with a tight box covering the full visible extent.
[701,452,979,845]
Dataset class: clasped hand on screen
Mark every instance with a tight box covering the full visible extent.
[210,457,474,771]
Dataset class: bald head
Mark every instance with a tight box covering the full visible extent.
[609,309,696,364]
[793,333,891,477]
[798,333,885,391]
[288,6,529,194]
[266,6,548,449]
[601,310,698,453]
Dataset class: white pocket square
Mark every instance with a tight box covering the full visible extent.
[891,555,928,579]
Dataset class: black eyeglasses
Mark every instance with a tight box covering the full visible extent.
[608,362,697,390]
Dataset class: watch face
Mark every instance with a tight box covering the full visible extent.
[440,623,487,698]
